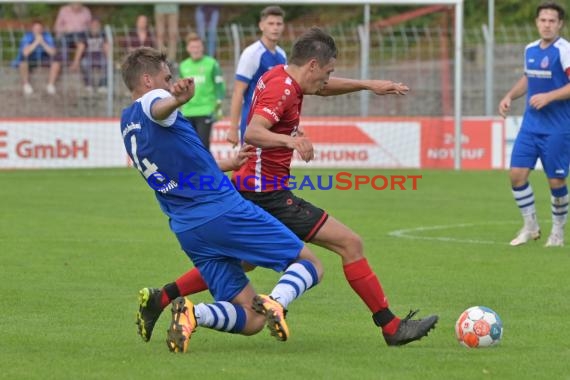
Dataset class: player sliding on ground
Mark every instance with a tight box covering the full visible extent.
[121,47,324,352]
[137,27,438,348]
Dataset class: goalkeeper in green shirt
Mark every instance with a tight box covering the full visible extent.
[179,32,226,150]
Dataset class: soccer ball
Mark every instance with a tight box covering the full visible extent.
[455,306,503,348]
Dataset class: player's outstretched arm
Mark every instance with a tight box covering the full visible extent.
[151,78,195,121]
[217,144,256,172]
[316,77,409,96]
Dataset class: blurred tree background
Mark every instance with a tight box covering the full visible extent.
[0,1,543,29]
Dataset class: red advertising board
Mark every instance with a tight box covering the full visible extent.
[420,118,502,169]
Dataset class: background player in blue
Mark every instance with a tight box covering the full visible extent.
[499,1,570,247]
[120,47,323,352]
[226,5,286,146]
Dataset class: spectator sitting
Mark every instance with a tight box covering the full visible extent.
[121,14,155,52]
[11,20,59,96]
[53,2,92,49]
[52,1,92,91]
[74,18,109,94]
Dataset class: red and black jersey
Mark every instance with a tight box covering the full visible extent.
[233,65,303,192]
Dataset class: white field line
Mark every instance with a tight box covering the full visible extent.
[387,221,524,245]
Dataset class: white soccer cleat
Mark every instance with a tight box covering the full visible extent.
[545,233,564,247]
[510,228,540,246]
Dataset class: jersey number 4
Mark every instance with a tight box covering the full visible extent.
[130,134,159,179]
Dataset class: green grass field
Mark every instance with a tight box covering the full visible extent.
[1,168,569,380]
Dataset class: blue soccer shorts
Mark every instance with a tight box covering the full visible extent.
[175,199,303,301]
[510,129,570,178]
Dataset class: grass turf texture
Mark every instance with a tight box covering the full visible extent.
[1,168,569,379]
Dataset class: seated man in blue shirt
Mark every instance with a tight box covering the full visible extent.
[12,20,59,96]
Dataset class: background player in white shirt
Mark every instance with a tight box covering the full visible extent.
[227,5,287,146]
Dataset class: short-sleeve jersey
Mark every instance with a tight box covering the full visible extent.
[235,40,286,136]
[232,65,302,191]
[120,89,243,233]
[522,37,570,134]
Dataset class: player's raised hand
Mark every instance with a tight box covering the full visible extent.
[171,78,195,105]
[369,80,409,95]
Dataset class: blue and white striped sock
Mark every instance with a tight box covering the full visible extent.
[194,301,246,333]
[512,182,538,229]
[269,260,319,309]
[551,186,568,234]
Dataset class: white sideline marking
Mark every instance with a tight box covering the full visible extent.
[387,221,522,245]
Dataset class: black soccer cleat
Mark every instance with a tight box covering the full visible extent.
[136,287,164,342]
[383,310,438,346]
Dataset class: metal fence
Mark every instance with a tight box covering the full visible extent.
[0,23,554,118]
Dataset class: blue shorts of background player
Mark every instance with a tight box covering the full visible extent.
[175,200,305,301]
[510,129,570,178]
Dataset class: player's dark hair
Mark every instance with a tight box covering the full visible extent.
[537,1,565,21]
[121,47,167,91]
[260,5,285,20]
[289,27,337,67]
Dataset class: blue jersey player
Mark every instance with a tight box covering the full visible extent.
[121,47,323,352]
[499,1,570,247]
[226,5,287,146]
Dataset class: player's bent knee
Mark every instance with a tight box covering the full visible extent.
[348,233,364,252]
[338,232,363,258]
[509,168,530,187]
